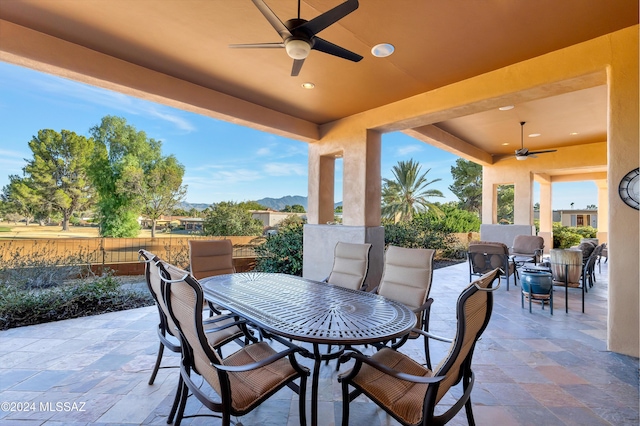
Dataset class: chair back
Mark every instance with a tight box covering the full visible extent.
[189,239,235,280]
[139,249,178,338]
[160,261,225,394]
[378,246,435,327]
[468,241,511,276]
[511,235,544,262]
[430,268,500,404]
[326,242,372,291]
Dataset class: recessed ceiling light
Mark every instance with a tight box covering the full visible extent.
[301,82,315,89]
[371,43,394,57]
[501,143,510,146]
[570,132,579,135]
[528,133,541,138]
[498,105,514,111]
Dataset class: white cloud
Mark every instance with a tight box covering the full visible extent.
[263,162,307,176]
[256,147,271,156]
[29,73,196,133]
[396,145,423,156]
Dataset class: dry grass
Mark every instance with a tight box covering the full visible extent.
[0,223,173,239]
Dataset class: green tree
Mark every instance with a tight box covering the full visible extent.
[254,215,305,275]
[281,204,305,213]
[497,185,514,224]
[132,156,187,237]
[1,175,44,226]
[171,208,190,216]
[425,202,481,233]
[23,129,94,231]
[202,201,264,236]
[237,201,267,211]
[449,159,482,215]
[381,159,444,222]
[334,205,343,213]
[88,116,162,237]
[586,204,597,210]
[187,207,203,218]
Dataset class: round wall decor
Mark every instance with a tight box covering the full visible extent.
[618,167,639,210]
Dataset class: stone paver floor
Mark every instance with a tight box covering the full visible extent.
[0,261,637,425]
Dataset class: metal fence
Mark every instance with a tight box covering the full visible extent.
[0,235,263,275]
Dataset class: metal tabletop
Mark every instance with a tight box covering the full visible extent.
[201,272,416,345]
[201,272,416,426]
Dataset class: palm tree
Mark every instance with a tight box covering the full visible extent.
[381,159,444,222]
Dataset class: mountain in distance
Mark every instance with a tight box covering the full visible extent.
[256,195,308,211]
[179,196,341,212]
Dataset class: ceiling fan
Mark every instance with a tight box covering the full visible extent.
[515,121,557,160]
[229,0,363,76]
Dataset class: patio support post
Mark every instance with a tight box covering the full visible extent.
[595,179,608,243]
[304,127,384,288]
[513,172,534,225]
[537,173,553,253]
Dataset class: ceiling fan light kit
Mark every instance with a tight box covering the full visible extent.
[230,0,363,76]
[285,39,311,60]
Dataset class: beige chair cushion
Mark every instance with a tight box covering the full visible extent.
[378,246,435,310]
[468,241,514,274]
[511,235,544,257]
[327,242,371,290]
[189,239,235,280]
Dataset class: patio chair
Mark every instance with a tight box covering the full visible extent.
[337,268,501,426]
[324,241,372,291]
[371,245,435,369]
[510,235,545,264]
[138,249,248,424]
[159,260,310,426]
[468,240,516,290]
[189,239,235,280]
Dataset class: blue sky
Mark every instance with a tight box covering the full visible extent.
[0,61,596,209]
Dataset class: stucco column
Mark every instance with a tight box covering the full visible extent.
[595,179,608,243]
[536,174,553,252]
[481,173,498,224]
[513,172,534,225]
[304,126,384,288]
[606,27,639,357]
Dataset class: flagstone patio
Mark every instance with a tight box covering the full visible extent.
[0,261,637,425]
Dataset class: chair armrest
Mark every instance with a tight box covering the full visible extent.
[413,298,434,314]
[202,312,238,324]
[203,319,246,334]
[409,327,453,343]
[216,344,308,372]
[337,350,446,384]
[369,285,379,294]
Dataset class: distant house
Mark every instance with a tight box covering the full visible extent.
[179,217,204,231]
[556,209,597,227]
[139,215,185,229]
[250,210,306,228]
[535,209,598,228]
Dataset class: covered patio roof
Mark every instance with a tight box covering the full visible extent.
[0,0,635,161]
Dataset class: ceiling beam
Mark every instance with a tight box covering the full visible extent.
[403,125,494,166]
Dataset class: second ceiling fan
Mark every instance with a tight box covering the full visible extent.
[229,0,363,76]
[515,121,557,160]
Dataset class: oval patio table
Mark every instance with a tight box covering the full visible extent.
[201,272,416,426]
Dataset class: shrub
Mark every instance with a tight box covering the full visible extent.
[383,215,458,258]
[0,273,153,330]
[0,240,94,290]
[552,223,583,248]
[253,215,304,276]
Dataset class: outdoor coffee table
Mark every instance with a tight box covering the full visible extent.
[201,272,416,426]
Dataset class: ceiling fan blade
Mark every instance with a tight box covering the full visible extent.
[313,37,363,62]
[528,149,558,155]
[251,0,292,39]
[291,58,305,76]
[297,0,359,35]
[229,42,285,49]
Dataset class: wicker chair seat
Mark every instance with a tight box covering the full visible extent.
[353,348,430,425]
[215,342,299,412]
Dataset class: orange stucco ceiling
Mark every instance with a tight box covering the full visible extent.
[0,0,637,160]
